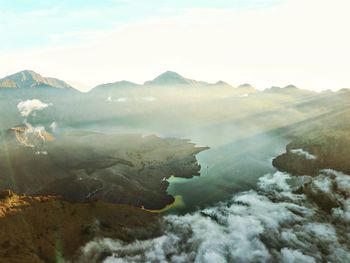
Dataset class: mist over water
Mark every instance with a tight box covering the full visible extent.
[166,133,288,213]
[70,90,350,262]
[77,105,290,213]
[71,91,302,212]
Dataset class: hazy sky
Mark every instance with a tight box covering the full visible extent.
[0,0,349,91]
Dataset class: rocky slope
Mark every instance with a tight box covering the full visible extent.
[273,129,350,175]
[0,190,160,263]
[0,70,76,90]
[272,127,350,225]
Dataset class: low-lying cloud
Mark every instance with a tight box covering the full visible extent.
[80,170,350,263]
[290,148,317,160]
[17,99,50,117]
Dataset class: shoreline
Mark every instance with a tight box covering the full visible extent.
[142,195,185,213]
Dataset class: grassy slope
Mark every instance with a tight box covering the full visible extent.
[0,190,160,263]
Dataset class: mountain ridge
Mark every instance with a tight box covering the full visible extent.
[144,71,204,86]
[90,80,140,93]
[2,70,346,94]
[0,70,77,91]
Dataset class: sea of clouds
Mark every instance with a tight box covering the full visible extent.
[80,170,350,263]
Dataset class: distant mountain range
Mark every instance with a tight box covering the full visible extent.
[89,71,257,94]
[1,69,333,95]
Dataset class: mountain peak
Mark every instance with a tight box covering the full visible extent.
[206,80,233,88]
[216,80,228,85]
[264,84,315,94]
[19,69,40,76]
[283,84,298,90]
[0,70,76,90]
[91,80,139,93]
[144,71,199,86]
[161,71,183,78]
[8,70,45,88]
[268,85,298,91]
[236,83,257,93]
[238,83,253,88]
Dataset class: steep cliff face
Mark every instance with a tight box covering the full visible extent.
[273,130,350,175]
[0,190,160,263]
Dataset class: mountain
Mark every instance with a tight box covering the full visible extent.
[237,83,257,93]
[91,72,238,92]
[267,85,297,92]
[273,129,350,176]
[144,71,206,86]
[264,85,315,95]
[90,80,140,93]
[0,70,77,91]
[205,80,234,89]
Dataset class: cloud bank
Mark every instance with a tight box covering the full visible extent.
[80,170,350,262]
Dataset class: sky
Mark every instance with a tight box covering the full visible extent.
[0,0,349,91]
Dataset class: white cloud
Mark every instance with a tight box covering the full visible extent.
[15,99,52,150]
[290,149,317,160]
[79,171,350,262]
[17,99,49,117]
[280,248,316,263]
